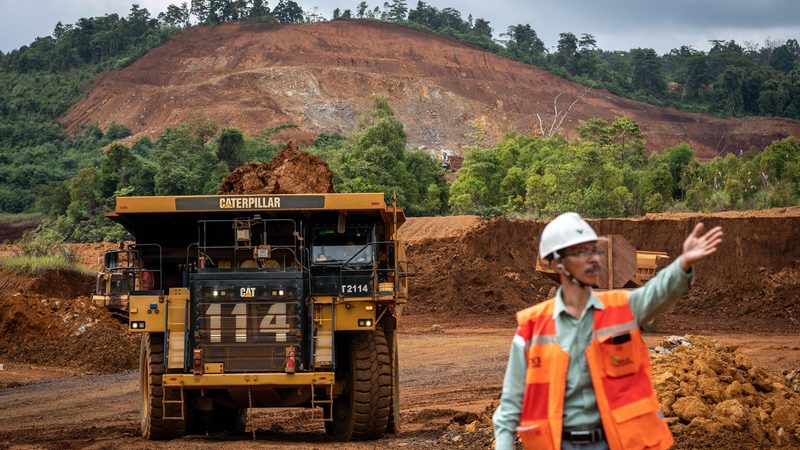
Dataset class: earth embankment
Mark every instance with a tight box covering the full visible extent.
[400,208,800,334]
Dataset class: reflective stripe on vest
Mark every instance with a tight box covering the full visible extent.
[515,291,674,450]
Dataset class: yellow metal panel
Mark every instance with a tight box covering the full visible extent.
[204,363,224,374]
[162,372,335,388]
[322,193,385,210]
[129,295,166,332]
[114,193,390,213]
[334,301,376,331]
[115,196,177,213]
[167,292,189,332]
[312,296,335,304]
[314,304,333,367]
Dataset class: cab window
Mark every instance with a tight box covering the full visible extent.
[312,227,373,264]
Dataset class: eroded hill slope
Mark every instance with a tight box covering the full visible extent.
[61,21,800,158]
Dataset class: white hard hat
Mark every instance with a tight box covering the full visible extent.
[539,212,598,259]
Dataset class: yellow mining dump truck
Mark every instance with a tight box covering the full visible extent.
[91,246,158,322]
[107,193,409,440]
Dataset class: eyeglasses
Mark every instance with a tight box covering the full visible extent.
[561,247,606,259]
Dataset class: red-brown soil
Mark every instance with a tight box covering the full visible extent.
[0,268,138,373]
[218,141,334,194]
[0,217,40,243]
[59,21,800,159]
[400,207,800,334]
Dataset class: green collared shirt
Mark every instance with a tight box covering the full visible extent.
[492,258,693,450]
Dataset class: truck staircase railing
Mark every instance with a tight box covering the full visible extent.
[310,383,333,422]
[310,306,334,370]
[162,386,185,421]
[334,240,406,299]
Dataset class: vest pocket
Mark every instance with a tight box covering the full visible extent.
[517,420,554,450]
[598,333,640,377]
[610,397,668,448]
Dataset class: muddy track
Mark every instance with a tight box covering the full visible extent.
[1,328,798,449]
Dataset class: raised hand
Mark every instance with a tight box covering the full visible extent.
[680,222,724,271]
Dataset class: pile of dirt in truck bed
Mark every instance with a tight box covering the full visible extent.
[653,336,800,449]
[218,141,334,194]
[402,208,800,334]
[0,268,138,373]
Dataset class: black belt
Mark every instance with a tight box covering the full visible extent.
[562,428,604,444]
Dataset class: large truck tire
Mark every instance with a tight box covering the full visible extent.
[330,327,392,440]
[386,328,401,434]
[140,333,184,440]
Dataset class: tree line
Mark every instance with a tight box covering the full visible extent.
[450,118,799,218]
[32,98,447,242]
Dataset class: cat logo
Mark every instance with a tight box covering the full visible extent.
[240,287,256,298]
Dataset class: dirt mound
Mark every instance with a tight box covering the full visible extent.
[0,217,40,243]
[653,336,800,449]
[218,141,334,194]
[399,215,482,243]
[59,21,800,158]
[0,267,137,373]
[0,293,138,373]
[443,337,800,449]
[404,217,555,318]
[0,267,95,299]
[404,209,800,334]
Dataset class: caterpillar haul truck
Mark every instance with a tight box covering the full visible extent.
[90,246,157,323]
[107,193,408,440]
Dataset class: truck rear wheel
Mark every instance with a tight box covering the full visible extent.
[330,327,392,440]
[140,333,184,440]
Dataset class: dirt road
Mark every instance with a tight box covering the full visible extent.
[1,322,798,449]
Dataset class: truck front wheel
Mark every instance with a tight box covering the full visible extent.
[140,333,184,440]
[330,327,392,440]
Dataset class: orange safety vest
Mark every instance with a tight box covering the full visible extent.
[515,290,673,450]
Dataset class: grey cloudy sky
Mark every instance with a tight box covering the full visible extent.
[1,0,798,54]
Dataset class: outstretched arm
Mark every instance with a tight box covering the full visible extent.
[679,222,724,272]
[629,222,724,324]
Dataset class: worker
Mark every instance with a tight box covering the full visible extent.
[493,212,723,450]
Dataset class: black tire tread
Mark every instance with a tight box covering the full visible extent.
[141,333,184,440]
[349,327,391,440]
[333,327,392,441]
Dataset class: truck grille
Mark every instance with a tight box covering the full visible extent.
[193,275,303,372]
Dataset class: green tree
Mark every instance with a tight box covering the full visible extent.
[272,0,304,23]
[503,24,545,64]
[384,0,408,22]
[713,66,745,115]
[554,32,578,73]
[217,128,246,170]
[630,48,665,96]
[660,143,694,200]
